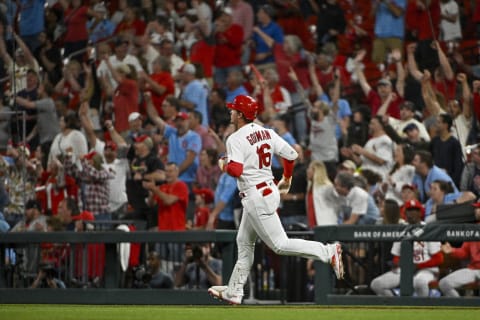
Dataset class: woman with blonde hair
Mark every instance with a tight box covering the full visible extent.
[306,160,339,227]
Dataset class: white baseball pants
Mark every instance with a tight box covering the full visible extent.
[227,181,335,297]
[370,268,436,297]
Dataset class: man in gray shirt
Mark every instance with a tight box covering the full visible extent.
[15,83,60,167]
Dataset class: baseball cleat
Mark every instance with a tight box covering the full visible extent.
[208,286,242,305]
[330,243,344,280]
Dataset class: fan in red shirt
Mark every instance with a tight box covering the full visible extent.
[474,0,480,34]
[60,0,94,60]
[405,0,441,72]
[473,81,480,123]
[353,49,404,119]
[191,188,215,230]
[143,162,189,231]
[272,35,310,93]
[190,23,216,80]
[140,56,175,117]
[114,6,146,38]
[54,60,84,111]
[104,62,140,134]
[405,0,441,41]
[313,43,351,91]
[213,7,244,85]
[36,159,79,216]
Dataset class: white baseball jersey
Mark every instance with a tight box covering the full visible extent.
[391,241,442,272]
[226,122,297,192]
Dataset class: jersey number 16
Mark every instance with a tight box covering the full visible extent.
[256,143,271,169]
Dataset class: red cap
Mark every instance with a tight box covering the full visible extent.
[105,140,117,151]
[193,188,215,204]
[84,151,98,160]
[135,134,149,143]
[72,211,95,221]
[472,202,480,208]
[404,199,425,218]
[134,134,153,149]
[401,183,417,191]
[175,112,189,120]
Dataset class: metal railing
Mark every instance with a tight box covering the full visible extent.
[1,224,479,305]
[314,224,480,306]
[0,230,237,304]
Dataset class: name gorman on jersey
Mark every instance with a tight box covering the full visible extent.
[246,129,271,145]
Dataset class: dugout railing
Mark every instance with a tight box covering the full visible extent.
[314,224,480,306]
[0,230,238,304]
[0,224,479,305]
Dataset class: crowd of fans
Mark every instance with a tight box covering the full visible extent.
[0,0,480,295]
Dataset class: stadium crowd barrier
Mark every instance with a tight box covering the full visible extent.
[314,224,480,306]
[0,224,479,305]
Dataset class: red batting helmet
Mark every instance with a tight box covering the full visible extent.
[227,95,258,121]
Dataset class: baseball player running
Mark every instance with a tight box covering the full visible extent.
[208,95,343,305]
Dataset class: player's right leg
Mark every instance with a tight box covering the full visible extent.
[330,243,344,280]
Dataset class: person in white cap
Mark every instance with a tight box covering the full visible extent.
[127,112,142,133]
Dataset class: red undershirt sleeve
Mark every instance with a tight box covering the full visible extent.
[416,252,444,270]
[392,255,400,267]
[282,159,294,179]
[225,161,243,177]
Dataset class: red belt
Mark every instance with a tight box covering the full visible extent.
[255,181,268,189]
[240,181,269,198]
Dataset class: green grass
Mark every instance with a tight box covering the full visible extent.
[1,305,479,320]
